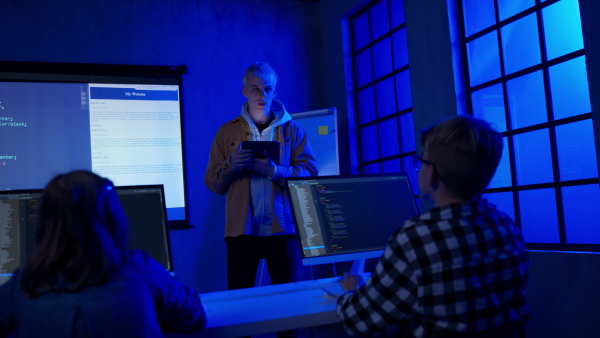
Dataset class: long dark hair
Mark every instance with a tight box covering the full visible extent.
[20,171,128,298]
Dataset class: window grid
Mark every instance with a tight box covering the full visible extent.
[459,0,600,251]
[349,0,416,186]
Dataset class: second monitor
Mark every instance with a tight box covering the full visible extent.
[286,173,420,266]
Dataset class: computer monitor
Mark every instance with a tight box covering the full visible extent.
[0,189,41,286]
[286,173,420,266]
[116,185,174,272]
[0,62,191,229]
[0,184,173,286]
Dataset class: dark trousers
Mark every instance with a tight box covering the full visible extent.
[225,234,304,290]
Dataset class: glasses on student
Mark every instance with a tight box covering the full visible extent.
[412,155,435,172]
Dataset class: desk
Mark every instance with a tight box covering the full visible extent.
[173,277,344,337]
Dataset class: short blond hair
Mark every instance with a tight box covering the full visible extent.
[242,62,278,87]
[421,115,503,200]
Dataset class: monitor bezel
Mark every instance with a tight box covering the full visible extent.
[115,184,174,272]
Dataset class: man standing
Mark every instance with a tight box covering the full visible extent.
[205,62,318,290]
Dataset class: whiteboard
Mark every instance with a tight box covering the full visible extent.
[291,107,339,176]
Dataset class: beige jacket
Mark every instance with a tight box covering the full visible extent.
[204,101,318,237]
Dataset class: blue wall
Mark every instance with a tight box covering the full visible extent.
[0,0,363,292]
[3,1,600,336]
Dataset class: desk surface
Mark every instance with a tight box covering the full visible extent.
[185,277,344,337]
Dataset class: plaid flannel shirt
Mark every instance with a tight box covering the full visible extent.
[336,199,530,337]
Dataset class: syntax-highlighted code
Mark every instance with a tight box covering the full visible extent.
[0,156,17,165]
[0,121,27,127]
[0,116,27,127]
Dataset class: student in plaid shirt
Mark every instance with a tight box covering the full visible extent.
[336,115,530,337]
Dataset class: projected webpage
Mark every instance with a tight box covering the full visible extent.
[0,81,186,222]
[89,84,185,221]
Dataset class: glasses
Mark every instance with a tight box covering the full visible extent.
[412,155,436,172]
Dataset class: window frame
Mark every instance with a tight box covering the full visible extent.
[457,0,600,251]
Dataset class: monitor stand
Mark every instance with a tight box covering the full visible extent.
[350,258,367,277]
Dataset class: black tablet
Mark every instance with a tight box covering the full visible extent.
[241,141,280,165]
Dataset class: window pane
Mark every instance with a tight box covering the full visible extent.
[507,71,548,129]
[501,13,541,75]
[402,155,418,195]
[514,129,553,185]
[371,0,390,41]
[373,38,393,79]
[352,12,370,51]
[489,137,512,188]
[467,31,501,86]
[498,0,535,21]
[482,191,515,220]
[556,119,598,181]
[563,184,600,244]
[393,28,409,69]
[363,163,380,174]
[375,77,396,118]
[382,158,400,173]
[396,69,412,111]
[472,84,507,132]
[543,0,584,60]
[360,124,378,162]
[390,0,405,28]
[355,49,373,88]
[519,188,560,243]
[357,87,375,124]
[399,112,415,153]
[379,118,399,158]
[462,0,495,36]
[549,56,591,119]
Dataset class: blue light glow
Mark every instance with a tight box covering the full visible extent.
[370,0,390,40]
[396,70,412,111]
[355,49,373,87]
[375,77,395,118]
[501,13,541,75]
[563,184,600,243]
[360,124,378,162]
[549,56,591,119]
[514,129,553,185]
[352,12,370,51]
[472,84,506,132]
[489,138,512,188]
[498,0,534,21]
[393,28,409,69]
[483,191,515,220]
[379,117,399,158]
[519,188,560,243]
[462,0,495,37]
[467,31,501,86]
[507,70,547,129]
[382,159,401,173]
[358,87,375,124]
[390,0,405,28]
[373,38,393,79]
[399,112,415,153]
[543,0,584,60]
[556,119,598,181]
